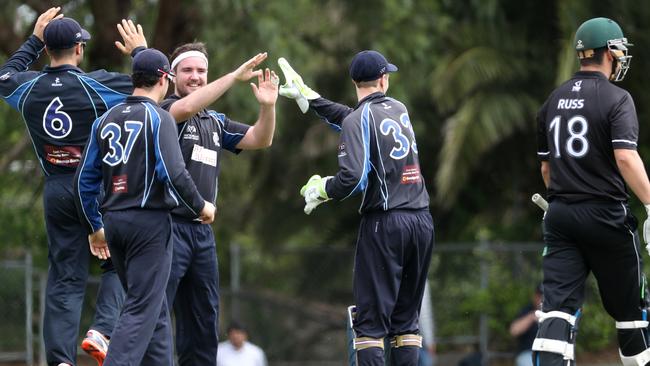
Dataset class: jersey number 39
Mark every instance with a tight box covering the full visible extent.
[380,113,418,160]
[549,115,589,158]
[100,121,143,166]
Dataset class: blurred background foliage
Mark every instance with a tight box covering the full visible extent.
[1,0,650,362]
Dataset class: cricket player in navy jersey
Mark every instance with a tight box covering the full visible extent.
[160,42,278,366]
[75,48,216,366]
[533,18,650,366]
[278,51,433,366]
[0,8,147,366]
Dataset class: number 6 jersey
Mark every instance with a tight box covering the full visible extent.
[0,35,133,176]
[536,70,639,202]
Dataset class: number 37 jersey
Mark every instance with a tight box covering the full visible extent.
[536,71,639,202]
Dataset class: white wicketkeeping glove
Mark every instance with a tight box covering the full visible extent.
[300,175,332,215]
[277,57,320,113]
[643,204,650,254]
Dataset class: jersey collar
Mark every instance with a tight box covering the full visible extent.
[125,95,158,104]
[43,64,83,73]
[356,91,385,108]
[573,70,608,80]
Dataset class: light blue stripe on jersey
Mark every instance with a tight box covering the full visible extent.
[141,103,154,207]
[73,72,99,119]
[368,108,389,210]
[76,74,128,109]
[146,102,197,215]
[77,116,107,232]
[5,75,49,174]
[313,108,342,132]
[343,102,371,200]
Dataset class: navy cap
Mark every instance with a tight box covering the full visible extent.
[43,18,91,50]
[132,48,174,78]
[349,50,398,82]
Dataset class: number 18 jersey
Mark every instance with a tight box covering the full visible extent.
[536,71,639,202]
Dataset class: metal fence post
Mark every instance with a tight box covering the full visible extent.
[479,240,489,366]
[230,242,241,321]
[25,252,33,366]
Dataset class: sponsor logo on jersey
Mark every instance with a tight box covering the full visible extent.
[51,77,63,87]
[401,164,422,184]
[571,80,582,92]
[44,145,81,167]
[183,125,200,141]
[557,99,584,110]
[213,132,220,147]
[112,175,128,193]
[381,102,392,110]
[121,106,131,113]
[0,72,11,81]
[338,143,347,158]
[190,144,217,167]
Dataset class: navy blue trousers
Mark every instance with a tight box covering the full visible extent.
[166,218,219,366]
[42,174,123,366]
[103,209,173,366]
[353,209,434,366]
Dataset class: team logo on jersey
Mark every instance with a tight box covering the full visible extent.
[572,80,582,92]
[187,125,197,134]
[0,72,11,81]
[51,77,63,87]
[212,132,220,147]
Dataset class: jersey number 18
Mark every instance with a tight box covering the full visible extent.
[549,115,589,158]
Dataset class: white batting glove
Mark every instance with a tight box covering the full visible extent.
[277,57,320,113]
[644,204,650,255]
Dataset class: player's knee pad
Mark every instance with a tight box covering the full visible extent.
[389,334,422,349]
[616,319,650,366]
[532,310,580,366]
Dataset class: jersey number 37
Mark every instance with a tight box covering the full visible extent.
[100,121,143,166]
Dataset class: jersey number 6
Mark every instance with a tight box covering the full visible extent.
[100,121,143,166]
[42,97,73,139]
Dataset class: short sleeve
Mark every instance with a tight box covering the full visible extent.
[610,92,638,150]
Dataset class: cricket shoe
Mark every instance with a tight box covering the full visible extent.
[81,329,109,366]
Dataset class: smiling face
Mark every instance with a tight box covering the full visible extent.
[173,56,208,97]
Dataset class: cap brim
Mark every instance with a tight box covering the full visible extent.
[386,63,398,73]
[81,28,91,42]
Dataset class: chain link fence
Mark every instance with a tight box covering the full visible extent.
[0,242,622,366]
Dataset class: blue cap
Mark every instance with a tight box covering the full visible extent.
[132,49,173,77]
[349,50,398,82]
[43,18,91,50]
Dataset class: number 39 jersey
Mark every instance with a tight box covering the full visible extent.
[0,35,132,176]
[321,92,430,213]
[536,71,639,202]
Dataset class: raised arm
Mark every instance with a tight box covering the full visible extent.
[168,53,267,122]
[235,68,279,150]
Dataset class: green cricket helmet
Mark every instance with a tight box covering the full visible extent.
[574,17,632,82]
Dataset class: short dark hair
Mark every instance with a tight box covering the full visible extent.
[47,46,77,60]
[227,321,247,333]
[132,72,162,88]
[170,42,208,72]
[579,47,607,67]
[353,78,380,88]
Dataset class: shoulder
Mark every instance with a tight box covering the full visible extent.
[84,69,130,83]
